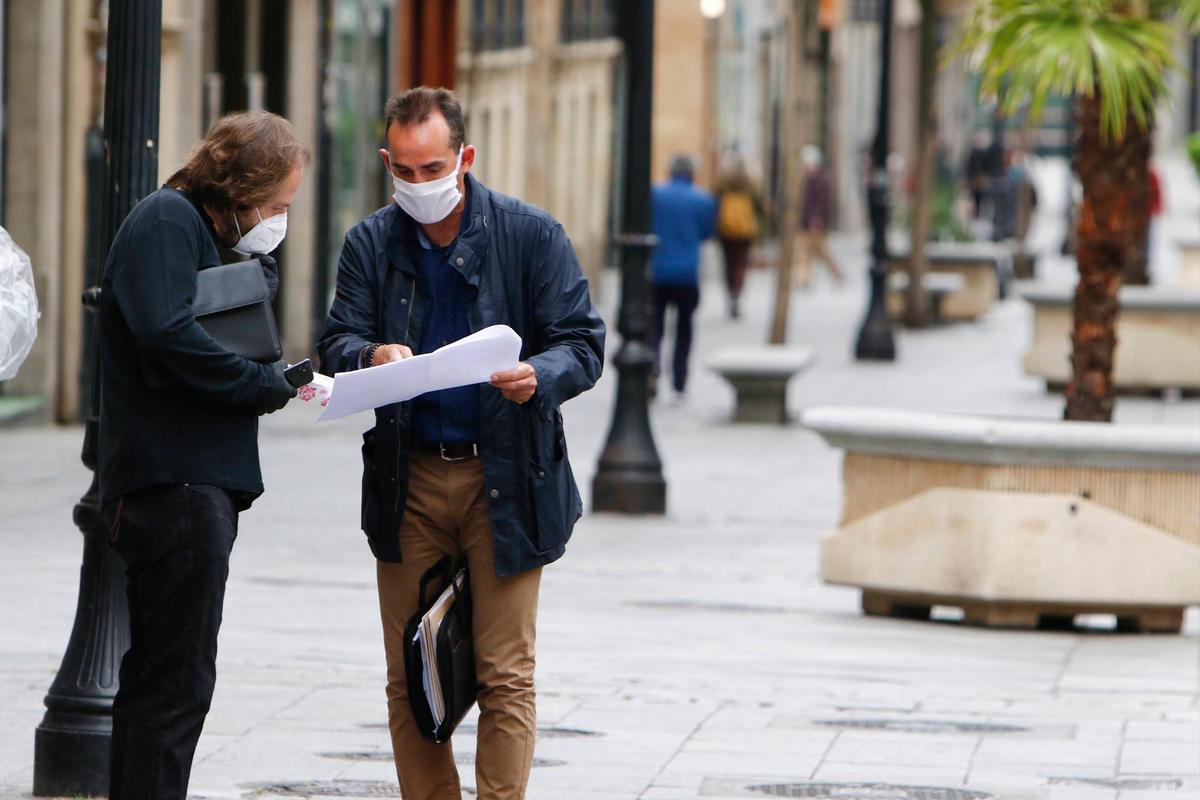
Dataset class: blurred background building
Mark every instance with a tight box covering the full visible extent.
[1,0,1198,424]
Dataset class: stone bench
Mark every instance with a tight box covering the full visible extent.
[800,406,1200,632]
[885,272,968,324]
[1174,232,1200,292]
[707,346,815,424]
[1020,283,1200,393]
[886,242,1013,321]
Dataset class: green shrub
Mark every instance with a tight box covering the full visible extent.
[1188,132,1200,179]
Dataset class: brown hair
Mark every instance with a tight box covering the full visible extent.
[166,111,311,217]
[383,87,466,151]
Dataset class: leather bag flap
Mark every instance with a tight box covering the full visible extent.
[193,260,269,317]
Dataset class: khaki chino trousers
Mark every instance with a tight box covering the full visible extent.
[377,453,541,800]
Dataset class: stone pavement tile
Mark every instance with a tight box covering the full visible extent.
[653,750,826,786]
[821,729,979,769]
[1118,740,1200,775]
[682,728,836,756]
[973,735,1122,769]
[1044,787,1118,800]
[1125,720,1200,743]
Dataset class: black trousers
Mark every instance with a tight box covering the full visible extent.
[103,484,238,800]
[652,283,701,393]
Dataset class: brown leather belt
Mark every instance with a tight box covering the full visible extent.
[414,441,480,461]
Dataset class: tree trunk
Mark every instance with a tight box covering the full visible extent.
[1065,93,1152,422]
[769,0,814,345]
[903,0,938,328]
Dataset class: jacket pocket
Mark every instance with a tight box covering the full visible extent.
[361,427,379,535]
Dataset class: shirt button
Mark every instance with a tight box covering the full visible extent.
[489,488,500,499]
[400,298,407,305]
[456,257,464,267]
[537,470,545,479]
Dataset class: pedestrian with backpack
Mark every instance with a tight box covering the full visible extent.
[715,159,763,319]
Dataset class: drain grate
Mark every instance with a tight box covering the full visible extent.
[252,782,476,797]
[357,722,601,739]
[252,781,400,797]
[628,599,794,615]
[319,751,392,761]
[747,784,992,799]
[812,719,1027,735]
[1049,776,1184,791]
[320,751,565,768]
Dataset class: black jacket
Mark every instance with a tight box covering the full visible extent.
[97,187,286,507]
[317,175,605,576]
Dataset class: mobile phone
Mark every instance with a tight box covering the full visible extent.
[283,358,314,388]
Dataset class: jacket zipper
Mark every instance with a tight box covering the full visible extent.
[394,279,416,512]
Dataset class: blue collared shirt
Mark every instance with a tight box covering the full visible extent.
[410,225,480,445]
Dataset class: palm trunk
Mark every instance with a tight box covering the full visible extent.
[1065,93,1152,422]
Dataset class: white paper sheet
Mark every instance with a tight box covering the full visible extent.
[317,324,522,422]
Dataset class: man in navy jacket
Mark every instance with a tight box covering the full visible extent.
[318,87,603,800]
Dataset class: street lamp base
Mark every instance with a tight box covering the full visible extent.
[854,323,896,361]
[33,712,110,797]
[592,469,667,514]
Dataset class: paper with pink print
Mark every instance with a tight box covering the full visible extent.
[316,324,522,422]
[296,372,334,407]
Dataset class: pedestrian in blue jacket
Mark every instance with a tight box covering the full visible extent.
[317,87,604,800]
[650,154,716,401]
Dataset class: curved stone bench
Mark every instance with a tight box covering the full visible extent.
[886,272,967,324]
[1174,232,1200,292]
[801,406,1200,632]
[707,346,815,424]
[887,241,1013,321]
[1020,283,1200,393]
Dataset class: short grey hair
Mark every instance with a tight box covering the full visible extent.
[668,153,697,181]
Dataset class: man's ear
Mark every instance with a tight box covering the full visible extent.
[460,145,476,175]
[379,148,391,171]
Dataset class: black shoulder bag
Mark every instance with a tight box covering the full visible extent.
[193,258,283,363]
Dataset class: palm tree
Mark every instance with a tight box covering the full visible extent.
[955,0,1200,422]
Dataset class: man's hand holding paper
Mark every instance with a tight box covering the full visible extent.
[316,324,523,421]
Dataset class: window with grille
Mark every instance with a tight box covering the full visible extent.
[470,0,526,50]
[560,0,615,42]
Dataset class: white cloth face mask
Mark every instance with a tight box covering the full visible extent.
[232,208,288,256]
[390,147,464,225]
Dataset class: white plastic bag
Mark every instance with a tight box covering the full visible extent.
[0,225,39,381]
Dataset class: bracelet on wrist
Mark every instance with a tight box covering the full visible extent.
[362,343,381,369]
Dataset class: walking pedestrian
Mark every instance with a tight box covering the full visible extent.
[714,158,763,318]
[650,153,716,402]
[98,111,308,800]
[795,146,843,289]
[317,87,604,800]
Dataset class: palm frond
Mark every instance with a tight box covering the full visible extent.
[951,0,1177,141]
[1180,0,1200,30]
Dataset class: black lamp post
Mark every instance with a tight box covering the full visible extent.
[854,0,896,361]
[592,0,666,514]
[33,1,161,795]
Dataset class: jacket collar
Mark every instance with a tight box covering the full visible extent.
[385,173,490,287]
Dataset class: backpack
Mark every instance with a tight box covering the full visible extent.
[718,190,758,240]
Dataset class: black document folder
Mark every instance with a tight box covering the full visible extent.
[193,258,282,363]
[403,556,478,743]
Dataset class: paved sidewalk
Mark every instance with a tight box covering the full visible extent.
[1,232,1197,800]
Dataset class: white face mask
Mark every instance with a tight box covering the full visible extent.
[232,208,288,256]
[390,147,464,225]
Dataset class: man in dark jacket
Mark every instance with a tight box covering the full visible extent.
[317,87,604,800]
